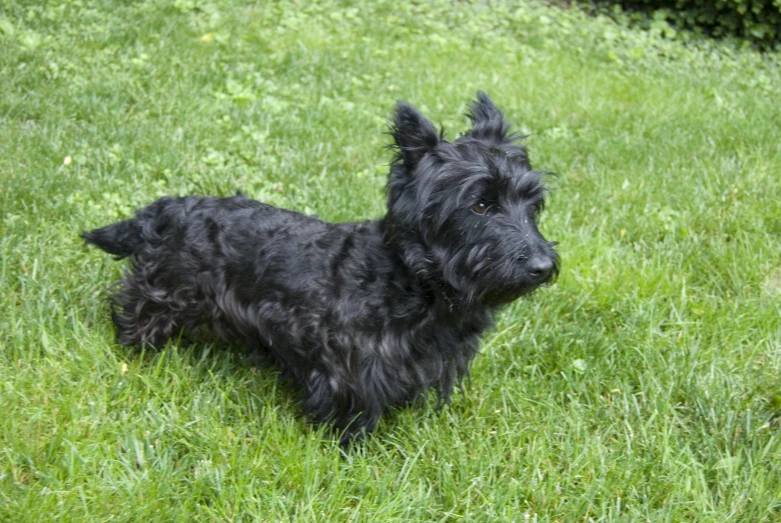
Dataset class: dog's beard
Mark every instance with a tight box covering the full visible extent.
[435,241,558,308]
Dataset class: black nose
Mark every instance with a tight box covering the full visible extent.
[527,255,554,281]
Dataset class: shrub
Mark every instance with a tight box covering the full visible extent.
[593,0,781,49]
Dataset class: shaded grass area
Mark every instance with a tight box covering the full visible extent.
[1,0,780,520]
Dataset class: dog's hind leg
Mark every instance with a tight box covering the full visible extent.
[110,281,175,348]
[109,264,204,349]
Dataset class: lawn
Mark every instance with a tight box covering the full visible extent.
[1,0,780,520]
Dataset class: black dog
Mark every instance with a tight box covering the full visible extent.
[83,92,559,444]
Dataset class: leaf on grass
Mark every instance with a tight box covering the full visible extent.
[0,18,15,37]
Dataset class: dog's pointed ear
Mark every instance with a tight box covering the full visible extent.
[390,101,440,170]
[467,91,511,143]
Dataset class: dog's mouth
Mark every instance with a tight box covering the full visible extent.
[479,258,559,306]
[482,281,545,306]
[431,240,559,308]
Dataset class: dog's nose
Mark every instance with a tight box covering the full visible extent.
[527,255,554,281]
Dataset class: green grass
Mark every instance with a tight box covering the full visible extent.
[1,0,780,520]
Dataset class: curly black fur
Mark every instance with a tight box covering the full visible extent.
[82,92,559,444]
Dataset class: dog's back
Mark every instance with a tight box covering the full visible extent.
[84,195,254,256]
[81,194,381,347]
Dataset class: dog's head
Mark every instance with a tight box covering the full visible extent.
[384,92,559,307]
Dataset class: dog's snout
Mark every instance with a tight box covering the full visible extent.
[527,254,555,281]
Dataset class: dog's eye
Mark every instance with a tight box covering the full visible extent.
[472,202,488,215]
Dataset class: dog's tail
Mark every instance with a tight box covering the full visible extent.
[81,218,142,259]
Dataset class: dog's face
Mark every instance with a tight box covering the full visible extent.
[385,92,559,306]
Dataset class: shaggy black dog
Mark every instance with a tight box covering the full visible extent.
[83,92,559,444]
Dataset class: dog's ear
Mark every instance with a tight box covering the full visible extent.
[390,102,441,170]
[467,91,511,143]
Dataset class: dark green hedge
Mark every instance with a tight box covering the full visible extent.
[597,0,781,49]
